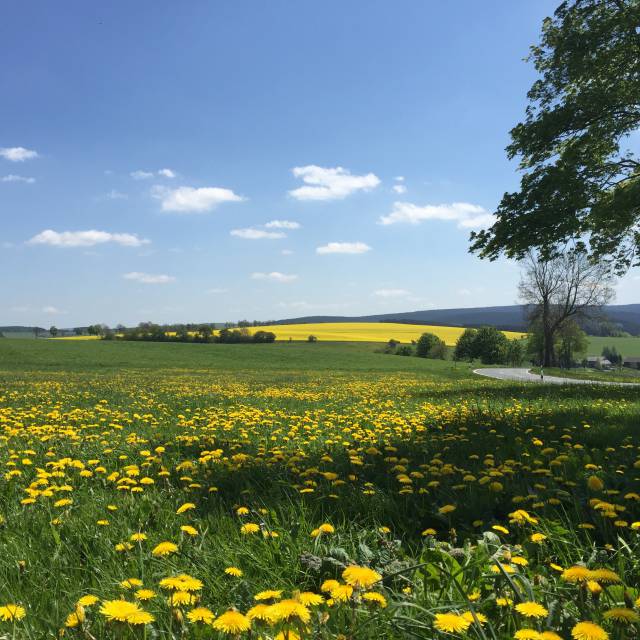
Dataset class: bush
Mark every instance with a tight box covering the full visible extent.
[416,333,446,359]
[307,335,318,343]
[396,345,413,356]
[453,328,477,361]
[472,326,509,364]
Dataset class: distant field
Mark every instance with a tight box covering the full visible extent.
[249,322,525,345]
[585,335,640,356]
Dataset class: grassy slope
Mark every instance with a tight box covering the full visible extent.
[0,337,475,378]
[585,335,640,356]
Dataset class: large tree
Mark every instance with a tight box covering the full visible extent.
[519,250,615,366]
[471,0,640,273]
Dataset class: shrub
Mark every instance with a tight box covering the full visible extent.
[471,326,509,364]
[416,333,446,359]
[453,328,477,361]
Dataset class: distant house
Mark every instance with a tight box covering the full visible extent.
[623,356,640,370]
[586,356,613,369]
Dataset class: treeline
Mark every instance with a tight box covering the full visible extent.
[383,327,525,366]
[110,323,276,344]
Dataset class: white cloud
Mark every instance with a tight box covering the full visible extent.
[230,228,285,240]
[28,229,150,248]
[395,176,405,182]
[43,305,65,315]
[157,168,176,178]
[152,185,244,213]
[373,288,411,298]
[251,271,298,283]
[123,272,176,284]
[316,241,372,255]
[130,170,154,180]
[2,174,35,183]
[379,201,494,229]
[289,165,380,201]
[265,220,300,229]
[0,147,38,162]
[105,189,128,200]
[392,184,407,194]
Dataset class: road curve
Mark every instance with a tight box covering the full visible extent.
[474,367,640,387]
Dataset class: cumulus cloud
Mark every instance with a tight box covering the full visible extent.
[289,165,380,200]
[392,184,407,194]
[28,229,150,248]
[2,174,35,183]
[251,271,298,283]
[157,168,176,178]
[43,305,65,315]
[373,288,412,298]
[104,189,128,200]
[123,272,176,284]
[265,220,300,229]
[316,241,371,255]
[230,228,285,240]
[379,201,494,229]
[152,185,244,213]
[0,147,38,162]
[130,170,154,180]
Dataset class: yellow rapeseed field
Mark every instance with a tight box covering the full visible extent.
[247,322,526,345]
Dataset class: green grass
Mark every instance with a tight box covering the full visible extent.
[0,339,638,638]
[587,334,640,356]
[532,365,640,383]
[0,337,476,377]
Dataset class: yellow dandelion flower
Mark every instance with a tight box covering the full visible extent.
[264,599,310,624]
[571,621,609,640]
[562,566,593,583]
[134,589,156,601]
[342,565,382,589]
[225,566,243,577]
[297,592,324,606]
[462,611,488,625]
[180,525,198,536]
[176,503,196,514]
[515,602,548,619]
[212,610,251,634]
[77,595,99,607]
[240,523,260,535]
[590,569,621,584]
[514,631,543,640]
[254,590,282,601]
[603,608,639,624]
[187,607,214,624]
[330,584,353,602]
[152,541,178,557]
[0,605,25,622]
[362,591,387,608]
[434,613,471,633]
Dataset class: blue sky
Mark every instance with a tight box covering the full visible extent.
[2,1,637,327]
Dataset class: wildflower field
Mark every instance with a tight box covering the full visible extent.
[0,339,638,639]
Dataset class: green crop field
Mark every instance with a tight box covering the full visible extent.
[0,338,638,638]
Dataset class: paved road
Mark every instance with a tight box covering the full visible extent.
[474,367,640,387]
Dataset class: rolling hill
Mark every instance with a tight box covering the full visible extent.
[273,304,640,335]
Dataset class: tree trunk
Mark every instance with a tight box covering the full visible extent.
[543,327,555,367]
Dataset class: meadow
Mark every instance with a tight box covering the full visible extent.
[0,339,638,639]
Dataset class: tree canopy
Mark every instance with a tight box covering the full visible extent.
[470,0,640,273]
